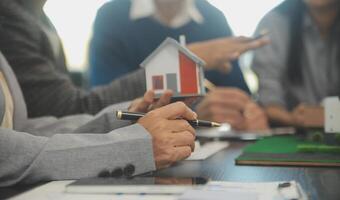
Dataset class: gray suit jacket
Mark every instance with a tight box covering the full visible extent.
[0,53,155,187]
[0,0,146,118]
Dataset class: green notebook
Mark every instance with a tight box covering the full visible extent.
[236,136,340,167]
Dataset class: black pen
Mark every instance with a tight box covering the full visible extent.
[116,111,221,128]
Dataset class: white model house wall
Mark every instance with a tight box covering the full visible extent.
[144,44,181,95]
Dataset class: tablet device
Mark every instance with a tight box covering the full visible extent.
[65,176,208,195]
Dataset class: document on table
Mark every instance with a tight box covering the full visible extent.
[179,181,308,200]
[196,125,295,140]
[186,141,229,161]
[11,180,308,200]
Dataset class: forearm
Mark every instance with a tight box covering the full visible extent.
[16,64,146,117]
[264,105,294,126]
[0,124,155,187]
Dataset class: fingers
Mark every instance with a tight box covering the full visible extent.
[244,102,264,119]
[172,131,195,151]
[293,104,306,114]
[196,88,251,125]
[241,102,269,131]
[128,90,154,112]
[140,90,155,110]
[220,115,245,129]
[173,146,192,161]
[129,90,174,113]
[217,62,233,74]
[214,88,250,103]
[151,90,173,109]
[203,88,250,111]
[237,37,270,54]
[292,104,307,127]
[196,88,268,130]
[233,36,251,42]
[197,101,245,128]
[189,36,269,71]
[155,102,197,120]
[183,97,198,106]
[225,36,270,55]
[167,120,195,136]
[212,108,244,123]
[243,103,269,131]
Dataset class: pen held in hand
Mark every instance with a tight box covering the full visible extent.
[116,111,221,128]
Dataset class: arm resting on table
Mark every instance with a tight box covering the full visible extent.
[0,124,155,187]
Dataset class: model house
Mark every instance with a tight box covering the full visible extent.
[141,38,206,98]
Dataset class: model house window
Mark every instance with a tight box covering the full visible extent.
[152,75,164,90]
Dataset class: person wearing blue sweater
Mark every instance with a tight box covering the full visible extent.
[90,0,270,130]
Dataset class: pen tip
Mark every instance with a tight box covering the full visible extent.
[212,122,221,127]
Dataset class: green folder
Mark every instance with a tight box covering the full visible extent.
[236,136,340,167]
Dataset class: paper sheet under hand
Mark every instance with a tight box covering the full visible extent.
[186,141,229,161]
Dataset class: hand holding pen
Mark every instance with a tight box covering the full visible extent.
[135,102,198,169]
[116,110,221,128]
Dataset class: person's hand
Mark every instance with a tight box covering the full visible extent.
[128,90,173,113]
[292,104,324,128]
[264,105,295,126]
[138,102,197,169]
[196,88,268,131]
[129,90,199,113]
[243,102,269,131]
[196,88,250,130]
[188,36,270,73]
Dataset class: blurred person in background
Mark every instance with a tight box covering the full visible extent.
[0,0,161,118]
[252,0,340,128]
[90,0,270,131]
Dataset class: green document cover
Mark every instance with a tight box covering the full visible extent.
[236,136,340,167]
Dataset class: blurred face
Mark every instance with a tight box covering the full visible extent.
[304,0,339,9]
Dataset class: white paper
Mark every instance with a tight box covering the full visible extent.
[204,181,308,200]
[179,189,258,200]
[186,141,229,161]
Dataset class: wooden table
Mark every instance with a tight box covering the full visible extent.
[1,142,340,200]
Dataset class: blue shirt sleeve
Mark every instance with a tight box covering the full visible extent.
[205,61,250,94]
[89,3,135,86]
[197,0,250,93]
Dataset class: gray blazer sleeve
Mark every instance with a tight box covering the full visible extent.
[0,124,155,187]
[21,101,133,137]
[252,11,290,108]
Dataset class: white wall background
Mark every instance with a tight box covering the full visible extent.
[44,0,284,71]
